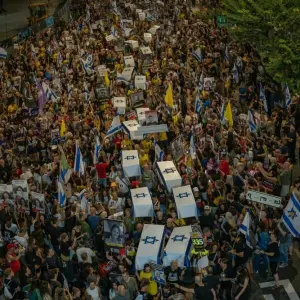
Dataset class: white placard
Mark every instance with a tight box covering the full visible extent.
[139,12,146,21]
[148,25,160,35]
[247,190,281,208]
[136,224,164,270]
[97,65,107,76]
[124,55,135,67]
[113,97,126,114]
[135,75,146,90]
[31,192,45,213]
[12,180,29,212]
[122,150,141,177]
[140,46,152,55]
[156,161,181,193]
[144,32,152,43]
[173,185,198,218]
[136,107,150,125]
[131,187,153,217]
[122,119,143,140]
[121,67,135,81]
[125,40,139,50]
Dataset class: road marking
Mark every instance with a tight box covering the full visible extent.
[264,295,275,300]
[259,280,300,300]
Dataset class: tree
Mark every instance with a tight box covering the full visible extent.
[221,0,300,91]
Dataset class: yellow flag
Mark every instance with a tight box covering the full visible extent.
[104,72,110,88]
[165,84,174,108]
[224,101,233,127]
[60,119,66,137]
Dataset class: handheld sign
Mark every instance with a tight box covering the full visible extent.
[247,190,281,208]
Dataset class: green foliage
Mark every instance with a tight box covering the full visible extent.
[221,0,300,91]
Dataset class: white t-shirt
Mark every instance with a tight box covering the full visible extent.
[76,247,95,264]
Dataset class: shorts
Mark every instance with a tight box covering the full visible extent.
[270,262,278,275]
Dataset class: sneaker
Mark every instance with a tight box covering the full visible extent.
[279,262,288,268]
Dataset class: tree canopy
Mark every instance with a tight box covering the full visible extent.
[221,0,300,91]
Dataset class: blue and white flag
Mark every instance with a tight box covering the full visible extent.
[106,115,122,137]
[198,72,204,91]
[248,109,257,133]
[58,181,66,207]
[0,47,8,59]
[67,84,73,100]
[284,84,291,108]
[282,193,300,237]
[42,82,58,101]
[232,63,239,83]
[31,44,37,58]
[85,4,91,23]
[80,57,94,75]
[58,145,72,184]
[74,142,85,176]
[189,135,196,159]
[259,82,268,113]
[57,52,63,67]
[116,75,130,85]
[93,136,101,164]
[239,210,253,248]
[83,82,90,102]
[220,101,225,122]
[111,25,118,37]
[46,45,52,56]
[195,92,202,114]
[192,47,202,63]
[154,141,164,162]
[224,45,229,62]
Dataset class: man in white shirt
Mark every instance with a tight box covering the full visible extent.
[76,247,95,264]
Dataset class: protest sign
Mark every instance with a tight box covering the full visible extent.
[247,190,281,208]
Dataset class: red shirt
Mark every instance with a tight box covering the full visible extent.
[114,137,122,150]
[219,160,230,176]
[95,163,109,179]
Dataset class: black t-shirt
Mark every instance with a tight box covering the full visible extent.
[220,266,235,289]
[164,266,182,283]
[48,225,61,246]
[199,215,214,229]
[60,241,71,256]
[203,275,220,290]
[194,285,213,300]
[233,242,246,266]
[268,242,280,262]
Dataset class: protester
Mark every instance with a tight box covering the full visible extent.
[0,0,298,299]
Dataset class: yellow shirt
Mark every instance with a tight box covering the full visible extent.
[141,140,152,153]
[159,132,168,141]
[121,139,133,150]
[140,271,157,296]
[8,104,18,113]
[140,153,149,166]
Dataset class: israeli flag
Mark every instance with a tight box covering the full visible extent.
[224,45,229,62]
[80,57,94,75]
[93,136,101,164]
[154,141,164,161]
[232,63,239,83]
[83,82,90,102]
[282,193,300,237]
[198,72,204,91]
[220,101,225,122]
[85,4,91,23]
[67,84,73,100]
[239,210,253,248]
[42,82,57,101]
[111,25,118,37]
[116,76,130,85]
[284,84,291,108]
[58,181,66,207]
[86,54,93,67]
[259,82,268,113]
[74,142,85,176]
[57,52,63,67]
[106,115,122,137]
[189,135,196,159]
[192,47,202,62]
[46,45,52,55]
[248,109,257,133]
[0,47,8,59]
[195,93,202,114]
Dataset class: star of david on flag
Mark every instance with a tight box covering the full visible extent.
[282,193,300,237]
[142,236,159,244]
[171,235,187,242]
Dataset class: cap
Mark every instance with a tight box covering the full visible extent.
[204,205,210,210]
[193,187,199,192]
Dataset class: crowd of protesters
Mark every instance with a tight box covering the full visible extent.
[0,0,299,299]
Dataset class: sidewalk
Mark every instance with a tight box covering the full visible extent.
[0,0,60,41]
